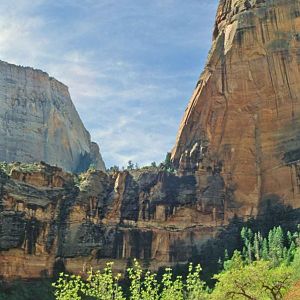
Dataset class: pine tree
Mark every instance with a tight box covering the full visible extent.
[254,233,260,260]
[262,238,269,260]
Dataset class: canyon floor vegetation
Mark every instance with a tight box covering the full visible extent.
[51,225,300,300]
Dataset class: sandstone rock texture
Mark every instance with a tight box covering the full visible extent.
[0,163,217,279]
[0,60,105,173]
[172,0,300,220]
[3,0,300,281]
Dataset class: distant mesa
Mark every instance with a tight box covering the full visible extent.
[0,60,105,173]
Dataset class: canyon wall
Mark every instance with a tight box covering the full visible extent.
[0,61,105,173]
[3,0,300,280]
[172,0,300,220]
[0,163,219,279]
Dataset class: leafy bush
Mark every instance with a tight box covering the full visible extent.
[211,251,292,299]
[53,260,208,300]
[0,162,42,175]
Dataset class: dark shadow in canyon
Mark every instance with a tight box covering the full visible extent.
[170,195,300,285]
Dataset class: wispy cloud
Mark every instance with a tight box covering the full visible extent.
[0,0,218,167]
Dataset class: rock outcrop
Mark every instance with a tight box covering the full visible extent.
[0,163,218,279]
[0,60,105,173]
[172,0,300,220]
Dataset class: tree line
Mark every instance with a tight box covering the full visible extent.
[53,225,300,299]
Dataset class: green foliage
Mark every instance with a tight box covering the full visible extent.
[290,248,300,281]
[162,152,175,174]
[213,226,300,299]
[185,264,209,300]
[51,226,300,300]
[151,162,157,168]
[0,162,11,175]
[74,170,93,189]
[127,259,159,300]
[140,271,159,300]
[223,250,244,272]
[53,260,208,300]
[108,165,120,172]
[160,268,183,300]
[127,260,143,300]
[126,160,134,171]
[53,273,84,300]
[238,226,300,267]
[84,263,124,300]
[88,164,96,172]
[52,263,124,300]
[212,258,292,300]
[13,162,41,173]
[0,162,41,175]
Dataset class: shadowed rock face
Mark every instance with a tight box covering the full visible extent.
[0,163,218,279]
[0,60,105,173]
[172,0,300,219]
[1,163,299,280]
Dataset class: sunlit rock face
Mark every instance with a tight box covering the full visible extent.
[0,60,105,173]
[172,0,300,220]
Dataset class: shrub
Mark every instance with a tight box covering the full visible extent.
[53,260,208,300]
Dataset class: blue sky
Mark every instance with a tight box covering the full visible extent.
[0,0,218,167]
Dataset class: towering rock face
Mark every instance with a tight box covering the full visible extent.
[0,60,105,173]
[172,0,300,219]
[4,0,300,281]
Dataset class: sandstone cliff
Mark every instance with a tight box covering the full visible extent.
[172,0,300,220]
[3,0,300,281]
[0,163,218,279]
[0,60,105,173]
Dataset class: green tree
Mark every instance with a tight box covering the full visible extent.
[185,263,209,300]
[53,260,208,300]
[268,227,285,266]
[160,268,184,300]
[241,227,253,263]
[88,164,96,172]
[238,226,299,267]
[151,162,157,168]
[290,248,300,281]
[127,160,134,170]
[163,152,175,173]
[212,258,292,300]
[83,263,124,300]
[52,225,300,300]
[109,165,120,172]
[53,273,84,300]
